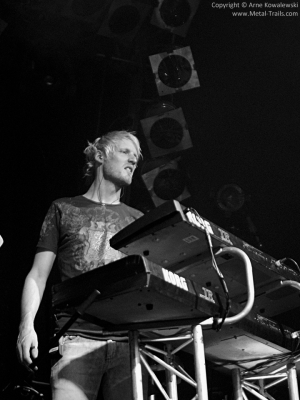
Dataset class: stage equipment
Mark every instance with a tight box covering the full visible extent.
[149,46,200,96]
[20,51,77,103]
[150,0,201,37]
[216,184,245,212]
[111,200,300,318]
[52,254,227,323]
[140,107,192,158]
[141,157,190,206]
[52,253,300,399]
[215,183,263,248]
[51,250,255,400]
[97,0,151,43]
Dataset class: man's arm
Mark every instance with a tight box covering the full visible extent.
[17,250,56,368]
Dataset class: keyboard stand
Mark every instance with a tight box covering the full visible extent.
[127,323,209,400]
[231,357,300,400]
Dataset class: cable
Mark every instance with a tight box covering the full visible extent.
[275,257,300,274]
[205,228,231,331]
[188,207,231,331]
[285,258,300,274]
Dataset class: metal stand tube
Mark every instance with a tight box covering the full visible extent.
[129,331,144,400]
[193,324,209,400]
[165,345,178,400]
[166,368,178,400]
[287,362,300,400]
[232,368,243,400]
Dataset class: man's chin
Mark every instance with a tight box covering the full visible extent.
[123,179,132,186]
[117,177,132,187]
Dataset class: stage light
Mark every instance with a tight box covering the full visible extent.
[149,46,200,96]
[150,0,201,37]
[142,157,190,206]
[97,0,151,43]
[216,184,245,212]
[215,184,263,248]
[140,107,192,158]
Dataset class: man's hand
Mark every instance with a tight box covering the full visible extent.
[17,321,38,370]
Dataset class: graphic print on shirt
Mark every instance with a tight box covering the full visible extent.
[38,198,141,279]
[78,216,121,271]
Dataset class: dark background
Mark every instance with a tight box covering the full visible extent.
[0,0,299,399]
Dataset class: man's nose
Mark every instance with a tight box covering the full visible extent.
[128,156,137,165]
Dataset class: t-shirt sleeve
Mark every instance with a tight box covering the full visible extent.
[36,202,61,254]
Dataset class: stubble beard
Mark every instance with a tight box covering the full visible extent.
[107,170,133,188]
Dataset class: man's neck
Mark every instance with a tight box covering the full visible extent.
[84,180,121,204]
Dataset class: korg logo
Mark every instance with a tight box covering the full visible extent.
[162,268,189,291]
[185,210,214,235]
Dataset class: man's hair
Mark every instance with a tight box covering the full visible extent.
[83,130,142,183]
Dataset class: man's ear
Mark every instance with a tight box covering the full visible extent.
[95,151,103,163]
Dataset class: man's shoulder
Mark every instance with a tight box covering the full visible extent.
[120,202,143,218]
[51,195,84,207]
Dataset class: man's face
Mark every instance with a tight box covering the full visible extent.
[102,138,138,187]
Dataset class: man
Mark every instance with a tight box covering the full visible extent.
[16,130,145,400]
